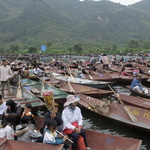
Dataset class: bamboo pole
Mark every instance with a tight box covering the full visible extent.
[108,85,138,123]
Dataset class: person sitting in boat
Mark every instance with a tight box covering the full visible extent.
[130,74,149,95]
[21,103,36,126]
[15,115,42,142]
[5,99,23,126]
[43,119,68,145]
[120,67,131,76]
[42,103,63,134]
[21,66,30,78]
[133,66,140,76]
[33,66,43,77]
[74,66,85,78]
[0,113,16,140]
[0,95,7,121]
[62,95,90,150]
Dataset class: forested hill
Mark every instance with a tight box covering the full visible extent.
[0,0,150,47]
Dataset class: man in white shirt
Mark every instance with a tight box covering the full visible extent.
[62,95,89,150]
[0,60,13,97]
[0,95,7,120]
[33,66,43,77]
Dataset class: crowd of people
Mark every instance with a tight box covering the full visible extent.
[0,93,91,150]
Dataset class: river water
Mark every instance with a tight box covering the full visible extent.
[41,55,150,150]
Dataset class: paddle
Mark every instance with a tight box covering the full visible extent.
[137,96,150,102]
[85,70,93,80]
[66,65,76,82]
[16,75,23,99]
[108,85,138,123]
[67,78,108,114]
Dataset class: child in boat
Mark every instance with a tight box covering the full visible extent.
[43,119,67,145]
[15,115,42,142]
[21,103,36,126]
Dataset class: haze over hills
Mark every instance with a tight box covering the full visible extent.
[0,0,150,49]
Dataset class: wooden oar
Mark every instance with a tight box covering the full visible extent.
[137,96,150,102]
[108,85,138,123]
[16,75,23,99]
[67,79,107,113]
[66,65,76,82]
[85,70,93,80]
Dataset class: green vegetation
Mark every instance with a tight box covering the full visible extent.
[0,0,150,55]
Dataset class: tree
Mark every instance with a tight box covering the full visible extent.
[112,44,117,51]
[28,46,37,53]
[73,43,83,53]
[10,44,19,53]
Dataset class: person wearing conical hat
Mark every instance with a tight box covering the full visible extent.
[62,95,90,150]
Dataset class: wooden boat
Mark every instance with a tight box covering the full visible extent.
[47,72,115,89]
[78,94,150,132]
[34,116,142,150]
[58,82,113,98]
[113,94,150,110]
[1,85,44,114]
[21,78,68,105]
[126,85,150,99]
[0,137,63,150]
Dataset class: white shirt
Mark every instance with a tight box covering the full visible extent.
[33,68,43,75]
[0,125,14,140]
[0,101,7,115]
[43,130,58,144]
[62,106,83,130]
[0,65,13,81]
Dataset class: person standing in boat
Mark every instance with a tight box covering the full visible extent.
[0,59,13,97]
[102,53,109,70]
[62,95,90,150]
[130,74,148,95]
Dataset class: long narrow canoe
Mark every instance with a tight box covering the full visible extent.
[78,94,150,132]
[0,138,63,150]
[113,94,150,110]
[2,86,44,109]
[58,82,113,98]
[50,72,115,89]
[21,78,68,105]
[126,85,150,99]
[34,116,142,150]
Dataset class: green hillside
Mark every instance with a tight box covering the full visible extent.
[0,0,150,53]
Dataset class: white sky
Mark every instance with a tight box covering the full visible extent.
[110,0,142,5]
[80,0,142,6]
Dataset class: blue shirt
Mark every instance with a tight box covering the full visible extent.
[130,78,143,91]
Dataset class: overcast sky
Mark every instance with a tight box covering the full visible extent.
[110,0,142,5]
[80,0,142,6]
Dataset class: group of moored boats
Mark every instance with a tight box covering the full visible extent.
[1,56,150,150]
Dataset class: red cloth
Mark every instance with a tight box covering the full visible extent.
[63,122,79,135]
